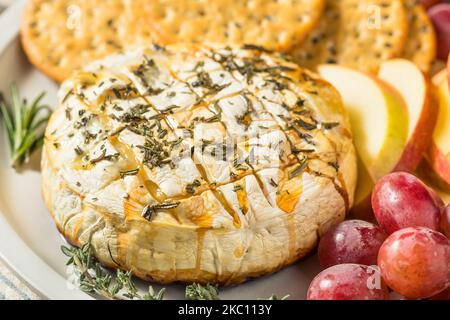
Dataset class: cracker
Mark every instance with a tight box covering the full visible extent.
[21,0,325,82]
[402,0,436,72]
[292,0,409,73]
[21,0,132,82]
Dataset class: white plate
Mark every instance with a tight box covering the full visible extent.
[0,0,321,300]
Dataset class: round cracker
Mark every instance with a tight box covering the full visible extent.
[21,0,133,82]
[292,0,409,73]
[402,0,436,72]
[21,0,325,82]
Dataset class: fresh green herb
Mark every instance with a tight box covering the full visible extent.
[120,168,139,179]
[61,243,165,300]
[295,118,317,131]
[185,283,220,300]
[63,243,288,300]
[289,159,308,180]
[185,179,201,194]
[292,148,315,154]
[90,149,120,165]
[233,184,242,192]
[62,89,74,104]
[200,139,213,152]
[269,178,278,188]
[137,137,172,169]
[322,122,340,130]
[74,146,84,156]
[242,44,273,53]
[142,201,180,220]
[0,85,51,168]
[204,114,221,123]
[266,294,290,300]
[160,105,180,114]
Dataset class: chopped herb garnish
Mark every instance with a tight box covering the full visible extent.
[288,159,308,179]
[74,146,84,156]
[269,178,278,187]
[242,44,273,53]
[62,89,74,104]
[142,201,180,220]
[120,168,139,179]
[295,118,317,131]
[292,148,315,154]
[322,122,340,130]
[185,179,201,194]
[233,185,243,192]
[65,107,72,120]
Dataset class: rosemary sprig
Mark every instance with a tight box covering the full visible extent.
[0,84,51,168]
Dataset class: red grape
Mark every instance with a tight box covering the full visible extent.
[372,172,442,234]
[441,204,450,238]
[318,220,387,268]
[378,227,450,299]
[429,287,450,300]
[428,4,450,60]
[307,264,389,300]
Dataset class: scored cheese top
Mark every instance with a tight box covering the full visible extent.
[44,43,354,233]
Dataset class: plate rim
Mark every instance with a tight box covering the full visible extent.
[0,0,92,300]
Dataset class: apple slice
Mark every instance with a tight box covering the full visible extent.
[425,69,450,189]
[378,59,438,173]
[318,64,409,219]
[318,65,409,181]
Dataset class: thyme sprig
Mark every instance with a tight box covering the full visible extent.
[185,283,220,300]
[62,243,165,300]
[266,294,290,300]
[0,84,51,168]
[63,242,288,300]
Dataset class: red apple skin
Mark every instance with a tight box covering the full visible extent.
[393,76,439,173]
[378,227,450,299]
[428,4,450,60]
[441,204,450,238]
[427,143,450,187]
[427,67,450,188]
[372,172,442,234]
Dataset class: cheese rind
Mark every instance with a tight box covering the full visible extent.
[42,44,357,285]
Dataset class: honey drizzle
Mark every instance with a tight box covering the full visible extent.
[191,148,241,229]
[213,189,241,228]
[275,172,303,259]
[235,180,249,214]
[109,136,167,203]
[335,172,350,212]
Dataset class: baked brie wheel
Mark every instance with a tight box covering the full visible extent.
[42,44,357,285]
